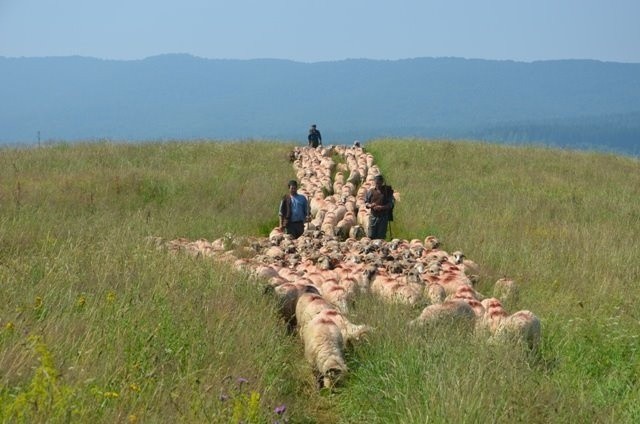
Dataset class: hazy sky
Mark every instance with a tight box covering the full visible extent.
[1,0,639,63]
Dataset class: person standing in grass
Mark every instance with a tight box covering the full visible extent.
[308,124,322,148]
[279,180,311,239]
[365,174,395,240]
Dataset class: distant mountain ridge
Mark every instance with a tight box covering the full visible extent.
[2,54,639,154]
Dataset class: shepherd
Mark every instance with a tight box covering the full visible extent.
[364,174,394,240]
[308,124,322,148]
[279,180,311,239]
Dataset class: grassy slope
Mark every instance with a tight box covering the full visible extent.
[0,139,639,423]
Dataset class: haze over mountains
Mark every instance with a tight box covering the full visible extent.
[2,54,639,155]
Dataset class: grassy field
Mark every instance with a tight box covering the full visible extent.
[1,139,639,423]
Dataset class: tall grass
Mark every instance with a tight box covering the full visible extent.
[1,139,638,423]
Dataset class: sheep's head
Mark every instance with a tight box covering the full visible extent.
[389,238,402,250]
[452,251,465,265]
[269,231,285,246]
[387,261,404,275]
[424,235,441,250]
[405,267,422,285]
[349,225,366,240]
[410,245,425,258]
[281,239,297,254]
[427,262,442,276]
[316,255,333,270]
[321,367,345,389]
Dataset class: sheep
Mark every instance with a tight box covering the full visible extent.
[494,310,541,351]
[478,297,509,334]
[302,314,348,389]
[479,298,541,352]
[348,224,366,240]
[410,300,476,327]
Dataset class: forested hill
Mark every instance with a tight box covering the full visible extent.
[2,54,639,155]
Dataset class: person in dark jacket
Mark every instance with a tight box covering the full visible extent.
[279,180,311,239]
[364,174,394,239]
[308,124,322,148]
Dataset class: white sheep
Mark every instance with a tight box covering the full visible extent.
[494,310,541,351]
[303,311,348,389]
[410,300,476,327]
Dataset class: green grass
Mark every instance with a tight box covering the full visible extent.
[1,139,639,423]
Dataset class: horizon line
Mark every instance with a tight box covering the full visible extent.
[1,53,639,65]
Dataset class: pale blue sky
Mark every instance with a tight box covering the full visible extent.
[1,0,639,63]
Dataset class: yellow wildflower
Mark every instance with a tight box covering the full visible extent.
[76,295,86,308]
[106,291,116,303]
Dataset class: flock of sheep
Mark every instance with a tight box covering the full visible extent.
[158,145,541,389]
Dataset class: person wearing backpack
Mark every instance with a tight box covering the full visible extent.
[279,180,311,239]
[307,124,322,148]
[364,174,394,240]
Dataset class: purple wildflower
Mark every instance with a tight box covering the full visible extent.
[274,404,287,415]
[237,377,249,385]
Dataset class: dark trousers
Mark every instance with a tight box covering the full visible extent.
[285,221,305,239]
[367,215,389,240]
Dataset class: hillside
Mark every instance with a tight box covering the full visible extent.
[1,55,640,155]
[0,140,639,422]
